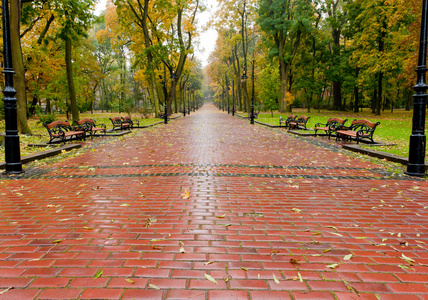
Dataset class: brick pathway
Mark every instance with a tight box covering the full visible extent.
[0,103,427,299]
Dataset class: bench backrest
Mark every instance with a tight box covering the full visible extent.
[297,115,309,122]
[328,118,347,125]
[122,116,132,121]
[351,119,379,129]
[110,117,122,123]
[44,120,71,130]
[76,118,95,125]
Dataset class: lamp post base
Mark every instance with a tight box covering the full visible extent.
[405,164,426,177]
[3,169,24,176]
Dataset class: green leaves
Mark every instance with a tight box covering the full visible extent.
[94,270,103,279]
[54,0,97,41]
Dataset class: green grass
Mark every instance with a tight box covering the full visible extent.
[0,112,163,160]
[255,108,425,158]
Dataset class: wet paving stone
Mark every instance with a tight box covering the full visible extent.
[0,103,427,299]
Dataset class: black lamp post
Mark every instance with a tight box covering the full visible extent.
[406,0,428,177]
[227,86,230,114]
[222,90,225,112]
[169,68,176,121]
[232,79,235,116]
[2,0,23,174]
[183,84,186,117]
[161,65,168,124]
[250,57,255,125]
[193,91,196,111]
[164,97,168,124]
[191,90,194,112]
[187,85,190,115]
[241,68,248,119]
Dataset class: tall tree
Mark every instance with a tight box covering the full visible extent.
[10,0,31,133]
[114,0,200,116]
[257,0,312,112]
[349,0,412,115]
[55,0,95,122]
[324,0,349,110]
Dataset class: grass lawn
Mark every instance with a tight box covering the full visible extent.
[254,108,426,159]
[0,112,162,160]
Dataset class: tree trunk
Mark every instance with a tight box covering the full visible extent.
[65,38,79,123]
[174,87,178,113]
[119,50,125,113]
[232,46,242,112]
[405,90,412,111]
[332,80,342,110]
[331,26,342,110]
[375,17,386,116]
[29,94,38,116]
[237,1,249,113]
[149,71,160,116]
[279,31,300,113]
[46,99,51,114]
[376,72,382,115]
[138,0,160,116]
[10,0,31,134]
[372,85,377,114]
[354,67,359,113]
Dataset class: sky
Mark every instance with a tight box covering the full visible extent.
[94,0,218,67]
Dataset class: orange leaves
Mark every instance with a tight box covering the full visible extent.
[181,189,190,199]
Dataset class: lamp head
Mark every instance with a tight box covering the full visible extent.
[170,71,177,82]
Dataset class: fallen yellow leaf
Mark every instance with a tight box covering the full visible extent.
[0,287,12,295]
[273,274,280,284]
[343,254,353,261]
[149,284,160,290]
[205,274,218,285]
[327,263,339,269]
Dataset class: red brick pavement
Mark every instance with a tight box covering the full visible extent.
[0,103,427,299]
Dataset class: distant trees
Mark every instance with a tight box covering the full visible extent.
[1,0,204,132]
[0,0,420,133]
[207,0,419,115]
[5,0,98,130]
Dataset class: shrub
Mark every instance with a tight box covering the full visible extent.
[37,111,57,125]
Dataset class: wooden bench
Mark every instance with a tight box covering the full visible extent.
[314,118,347,138]
[43,120,86,144]
[122,116,139,128]
[109,117,130,130]
[336,119,380,144]
[279,114,297,128]
[74,118,106,139]
[159,113,169,120]
[248,111,259,119]
[288,115,310,130]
